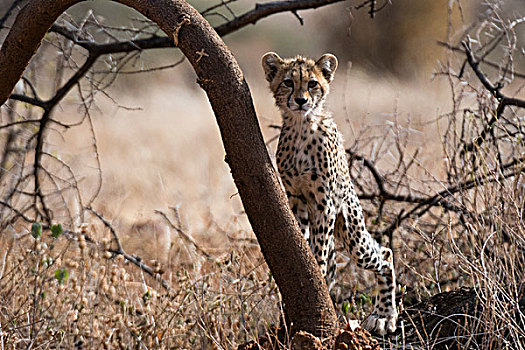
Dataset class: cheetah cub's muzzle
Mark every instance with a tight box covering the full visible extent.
[262,52,398,336]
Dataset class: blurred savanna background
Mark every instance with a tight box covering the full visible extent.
[1,0,524,348]
[31,0,478,235]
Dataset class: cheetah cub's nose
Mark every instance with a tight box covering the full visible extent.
[295,97,308,106]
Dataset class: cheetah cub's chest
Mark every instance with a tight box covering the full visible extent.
[277,115,345,205]
[277,120,318,173]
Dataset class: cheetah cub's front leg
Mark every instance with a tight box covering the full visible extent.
[262,52,398,335]
[335,199,398,335]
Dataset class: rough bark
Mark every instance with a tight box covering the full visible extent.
[0,0,337,336]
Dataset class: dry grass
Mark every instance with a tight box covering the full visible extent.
[0,220,281,348]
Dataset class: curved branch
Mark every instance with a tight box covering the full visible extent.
[6,94,46,108]
[5,0,348,110]
[29,0,349,70]
[0,0,337,336]
[0,0,345,106]
[214,0,344,35]
[348,151,386,195]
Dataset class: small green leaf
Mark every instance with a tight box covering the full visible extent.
[31,222,42,239]
[119,300,127,312]
[342,301,350,314]
[55,268,68,284]
[50,224,63,238]
[358,293,371,306]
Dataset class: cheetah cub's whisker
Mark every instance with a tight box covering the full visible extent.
[262,52,398,335]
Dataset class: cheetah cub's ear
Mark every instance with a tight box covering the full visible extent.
[316,54,338,83]
[262,52,283,83]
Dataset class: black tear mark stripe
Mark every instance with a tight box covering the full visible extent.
[286,82,294,109]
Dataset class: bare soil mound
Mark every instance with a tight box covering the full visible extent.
[237,327,378,350]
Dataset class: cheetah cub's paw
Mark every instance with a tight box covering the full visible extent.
[363,310,398,336]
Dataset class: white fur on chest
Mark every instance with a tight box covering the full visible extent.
[277,117,332,195]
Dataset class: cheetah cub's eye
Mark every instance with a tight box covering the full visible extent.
[283,79,294,87]
[308,80,318,89]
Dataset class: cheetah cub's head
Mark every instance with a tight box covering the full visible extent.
[262,52,338,118]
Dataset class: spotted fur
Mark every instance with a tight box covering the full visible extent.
[262,52,398,335]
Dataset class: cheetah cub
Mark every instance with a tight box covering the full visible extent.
[262,52,398,335]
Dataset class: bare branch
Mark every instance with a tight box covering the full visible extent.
[214,0,345,36]
[437,41,525,80]
[292,10,304,25]
[0,199,32,223]
[86,207,171,291]
[155,209,211,259]
[0,0,27,29]
[460,40,525,153]
[201,0,238,16]
[8,94,47,108]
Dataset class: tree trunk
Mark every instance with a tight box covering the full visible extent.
[0,0,337,336]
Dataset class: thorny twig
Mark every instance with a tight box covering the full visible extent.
[155,209,212,259]
[86,207,171,291]
[354,0,390,18]
[436,41,525,80]
[460,40,525,153]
